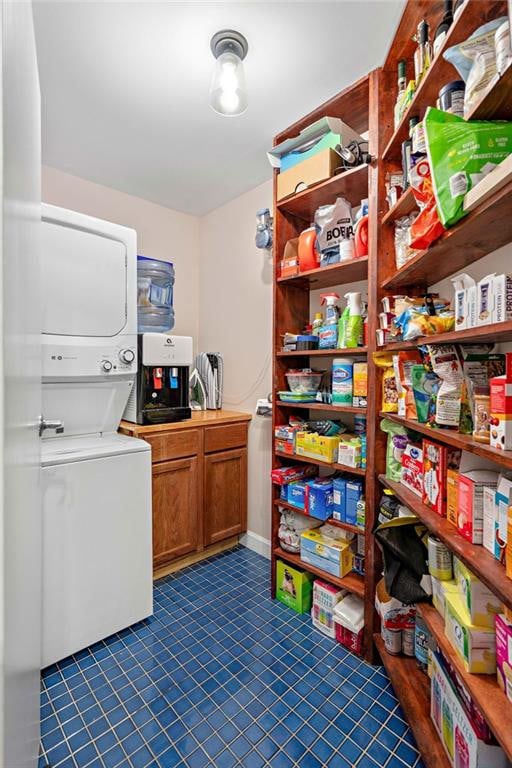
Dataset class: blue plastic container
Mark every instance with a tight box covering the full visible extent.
[137,256,175,333]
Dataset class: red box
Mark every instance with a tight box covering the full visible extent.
[422,440,462,517]
[401,442,423,497]
[334,619,364,655]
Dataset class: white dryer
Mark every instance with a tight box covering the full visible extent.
[40,204,153,668]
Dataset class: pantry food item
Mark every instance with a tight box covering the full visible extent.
[431,576,458,619]
[490,374,512,450]
[423,440,462,517]
[275,560,314,614]
[457,470,499,545]
[374,353,398,412]
[394,350,422,419]
[473,387,491,443]
[439,80,465,117]
[496,614,512,703]
[482,485,498,557]
[445,592,496,674]
[411,365,440,424]
[426,344,464,429]
[401,442,423,497]
[428,535,453,581]
[446,468,459,527]
[381,418,408,482]
[453,557,502,628]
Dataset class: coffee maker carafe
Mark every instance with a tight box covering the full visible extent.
[123,334,192,425]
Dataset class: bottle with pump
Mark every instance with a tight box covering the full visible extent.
[414,20,432,85]
[312,312,323,336]
[433,1,453,56]
[338,292,363,349]
[320,293,340,325]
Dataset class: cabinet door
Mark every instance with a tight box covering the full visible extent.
[204,448,247,546]
[152,457,199,568]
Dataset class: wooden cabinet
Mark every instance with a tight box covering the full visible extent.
[120,411,250,571]
[204,448,247,546]
[152,457,199,567]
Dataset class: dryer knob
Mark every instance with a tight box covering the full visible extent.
[120,348,135,364]
[102,360,113,373]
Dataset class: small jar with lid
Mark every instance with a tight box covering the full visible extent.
[473,386,491,443]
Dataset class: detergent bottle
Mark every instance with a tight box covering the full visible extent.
[320,293,340,325]
[338,292,363,348]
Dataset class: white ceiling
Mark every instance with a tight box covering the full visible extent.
[33,1,404,215]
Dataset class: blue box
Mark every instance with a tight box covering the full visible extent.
[287,481,306,510]
[346,480,363,525]
[332,477,347,522]
[305,479,333,521]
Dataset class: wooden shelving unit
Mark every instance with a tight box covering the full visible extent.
[372,1,512,764]
[273,499,363,536]
[419,604,512,761]
[274,546,365,598]
[271,71,380,663]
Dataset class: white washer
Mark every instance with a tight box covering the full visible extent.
[41,434,152,669]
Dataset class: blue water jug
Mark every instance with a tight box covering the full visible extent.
[137,256,175,333]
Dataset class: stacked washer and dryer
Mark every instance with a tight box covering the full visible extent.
[40,205,153,668]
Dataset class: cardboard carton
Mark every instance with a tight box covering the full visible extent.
[277,148,339,201]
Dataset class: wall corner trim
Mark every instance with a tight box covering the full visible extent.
[239,531,271,560]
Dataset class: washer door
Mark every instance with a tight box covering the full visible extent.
[41,216,127,337]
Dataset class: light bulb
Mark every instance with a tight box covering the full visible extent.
[210,50,247,116]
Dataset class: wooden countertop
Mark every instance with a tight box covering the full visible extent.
[120,409,252,435]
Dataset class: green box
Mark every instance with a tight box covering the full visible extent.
[275,559,313,614]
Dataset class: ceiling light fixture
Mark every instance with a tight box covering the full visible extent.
[209,29,248,117]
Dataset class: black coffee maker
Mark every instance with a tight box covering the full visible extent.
[123,333,192,425]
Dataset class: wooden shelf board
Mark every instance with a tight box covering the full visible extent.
[466,60,512,122]
[381,187,417,225]
[272,499,363,536]
[273,545,365,597]
[378,412,512,473]
[381,0,508,161]
[418,603,512,761]
[380,320,512,352]
[381,179,512,290]
[277,347,368,358]
[275,449,366,477]
[276,401,366,415]
[278,257,368,290]
[277,164,368,221]
[378,474,512,610]
[374,634,451,768]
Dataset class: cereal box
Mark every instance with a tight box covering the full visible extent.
[490,375,512,451]
[401,442,423,497]
[495,614,512,704]
[352,362,368,408]
[457,470,499,545]
[422,440,462,517]
[446,468,459,527]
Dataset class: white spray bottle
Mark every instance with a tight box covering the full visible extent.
[320,293,340,325]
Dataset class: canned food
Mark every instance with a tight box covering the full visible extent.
[402,627,415,657]
[382,625,402,655]
[428,535,453,581]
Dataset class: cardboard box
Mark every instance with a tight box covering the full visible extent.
[300,529,354,578]
[279,237,299,278]
[295,432,339,464]
[332,476,347,522]
[287,481,306,510]
[445,593,496,674]
[430,651,507,768]
[352,363,368,408]
[447,468,459,527]
[490,375,512,451]
[482,486,498,556]
[276,148,339,201]
[453,557,502,628]
[493,273,512,324]
[423,440,462,517]
[275,559,313,614]
[457,470,499,544]
[508,502,512,580]
[431,576,459,620]
[304,479,333,521]
[476,273,495,326]
[275,439,294,456]
[311,579,345,638]
[401,442,423,497]
[346,480,363,525]
[496,476,512,548]
[337,435,362,468]
[495,614,512,704]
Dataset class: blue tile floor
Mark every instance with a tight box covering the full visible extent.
[40,546,424,768]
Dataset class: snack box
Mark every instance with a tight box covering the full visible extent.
[311,579,345,638]
[431,651,507,768]
[496,475,512,547]
[346,480,363,525]
[476,273,495,326]
[482,486,498,557]
[447,468,459,527]
[275,559,314,614]
[445,593,496,674]
[508,502,512,580]
[401,442,423,497]
[300,530,354,578]
[422,440,462,517]
[295,431,339,464]
[304,479,333,521]
[287,481,306,510]
[490,375,512,451]
[457,470,499,545]
[495,614,512,704]
[332,476,347,522]
[492,273,512,324]
[453,557,502,629]
[431,575,458,620]
[352,362,368,408]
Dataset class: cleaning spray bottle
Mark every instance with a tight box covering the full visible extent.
[320,293,340,325]
[338,292,363,348]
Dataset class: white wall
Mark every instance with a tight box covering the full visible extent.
[198,180,273,550]
[42,166,201,344]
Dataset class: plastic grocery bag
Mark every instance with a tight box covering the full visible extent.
[423,107,512,228]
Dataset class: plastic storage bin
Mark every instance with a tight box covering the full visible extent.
[137,256,175,333]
